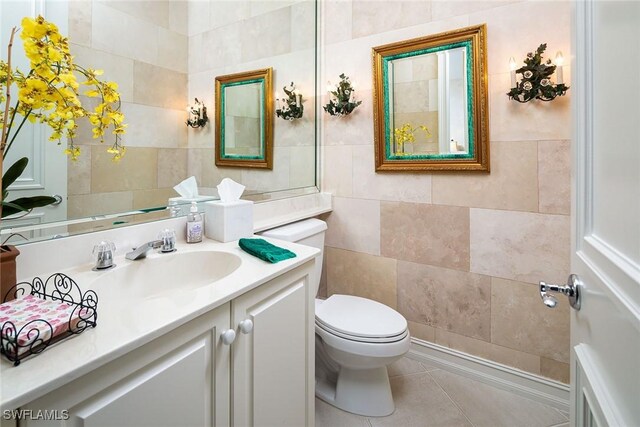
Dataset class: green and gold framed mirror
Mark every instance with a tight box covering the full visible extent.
[215,68,273,169]
[373,24,489,172]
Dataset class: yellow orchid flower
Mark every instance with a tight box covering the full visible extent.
[2,14,127,166]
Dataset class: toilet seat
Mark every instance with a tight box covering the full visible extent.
[316,321,409,343]
[315,295,408,344]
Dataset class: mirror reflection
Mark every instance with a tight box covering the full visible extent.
[216,68,273,169]
[373,24,489,171]
[224,83,264,158]
[0,0,317,243]
[389,46,469,156]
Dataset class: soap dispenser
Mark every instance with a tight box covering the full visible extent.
[186,202,203,243]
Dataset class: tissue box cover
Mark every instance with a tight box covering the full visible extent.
[0,295,84,356]
[204,200,254,242]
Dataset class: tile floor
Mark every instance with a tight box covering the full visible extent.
[315,357,569,427]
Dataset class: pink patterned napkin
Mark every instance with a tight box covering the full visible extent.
[0,295,84,356]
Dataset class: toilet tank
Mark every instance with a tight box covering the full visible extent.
[259,218,327,296]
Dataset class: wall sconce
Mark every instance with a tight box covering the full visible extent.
[506,44,569,103]
[323,73,362,116]
[186,98,208,128]
[275,82,304,121]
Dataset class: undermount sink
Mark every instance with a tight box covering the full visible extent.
[92,250,242,300]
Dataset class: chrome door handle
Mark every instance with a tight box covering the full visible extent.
[539,274,582,310]
[51,194,63,205]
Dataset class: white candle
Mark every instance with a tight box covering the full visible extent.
[198,103,203,120]
[296,92,301,107]
[509,57,517,87]
[555,51,564,85]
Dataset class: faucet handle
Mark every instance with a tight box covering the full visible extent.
[158,229,176,253]
[93,240,116,270]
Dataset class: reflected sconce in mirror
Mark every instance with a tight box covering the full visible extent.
[507,44,569,103]
[323,74,362,117]
[186,98,208,128]
[275,82,304,121]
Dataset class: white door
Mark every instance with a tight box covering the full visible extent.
[0,0,68,237]
[570,1,640,426]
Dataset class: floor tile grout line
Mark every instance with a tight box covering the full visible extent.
[426,370,477,427]
[551,407,570,422]
[389,369,440,380]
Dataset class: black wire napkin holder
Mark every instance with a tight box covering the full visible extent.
[1,273,98,366]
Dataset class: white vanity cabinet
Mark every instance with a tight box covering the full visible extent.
[19,262,314,427]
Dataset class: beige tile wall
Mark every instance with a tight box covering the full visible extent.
[321,0,571,383]
[67,0,188,217]
[187,0,317,195]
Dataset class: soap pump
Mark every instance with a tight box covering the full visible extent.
[186,202,203,243]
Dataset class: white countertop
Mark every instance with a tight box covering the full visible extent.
[0,237,318,410]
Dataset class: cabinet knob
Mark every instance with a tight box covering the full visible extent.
[221,329,236,345]
[239,319,254,334]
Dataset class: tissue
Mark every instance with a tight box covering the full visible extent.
[217,178,245,202]
[174,176,199,199]
[204,178,253,242]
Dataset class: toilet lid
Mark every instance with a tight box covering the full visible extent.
[315,295,407,340]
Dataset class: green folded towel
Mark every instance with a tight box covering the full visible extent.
[239,238,297,263]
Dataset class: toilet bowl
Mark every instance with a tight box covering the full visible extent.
[260,219,410,417]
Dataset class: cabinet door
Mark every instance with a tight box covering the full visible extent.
[231,264,315,427]
[21,303,231,427]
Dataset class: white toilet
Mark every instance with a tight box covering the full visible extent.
[260,218,410,417]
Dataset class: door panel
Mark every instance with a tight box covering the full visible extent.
[571,1,640,426]
[232,270,313,427]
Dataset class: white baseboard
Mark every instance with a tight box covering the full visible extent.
[407,338,570,412]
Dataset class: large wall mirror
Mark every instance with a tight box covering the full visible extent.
[0,0,318,244]
[215,68,273,169]
[373,24,489,172]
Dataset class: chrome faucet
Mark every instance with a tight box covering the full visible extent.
[125,229,176,261]
[125,240,163,260]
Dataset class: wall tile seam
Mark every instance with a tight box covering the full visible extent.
[69,43,137,65]
[188,4,301,37]
[475,271,546,287]
[119,101,189,114]
[430,201,549,215]
[69,44,187,75]
[133,60,189,76]
[96,4,175,33]
[431,328,546,362]
[396,258,491,280]
[468,207,570,218]
[324,245,394,261]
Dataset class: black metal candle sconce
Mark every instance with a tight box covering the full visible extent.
[507,44,569,103]
[275,82,304,121]
[323,73,362,116]
[186,98,209,128]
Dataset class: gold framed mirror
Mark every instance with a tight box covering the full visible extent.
[215,68,273,169]
[373,24,489,172]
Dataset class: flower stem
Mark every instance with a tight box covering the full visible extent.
[1,26,18,219]
[1,27,18,152]
[4,108,33,156]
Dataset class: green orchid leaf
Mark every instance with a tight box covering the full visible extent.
[2,195,58,218]
[2,157,29,195]
[2,201,28,212]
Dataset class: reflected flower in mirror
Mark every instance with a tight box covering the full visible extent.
[393,123,431,156]
[0,16,126,219]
